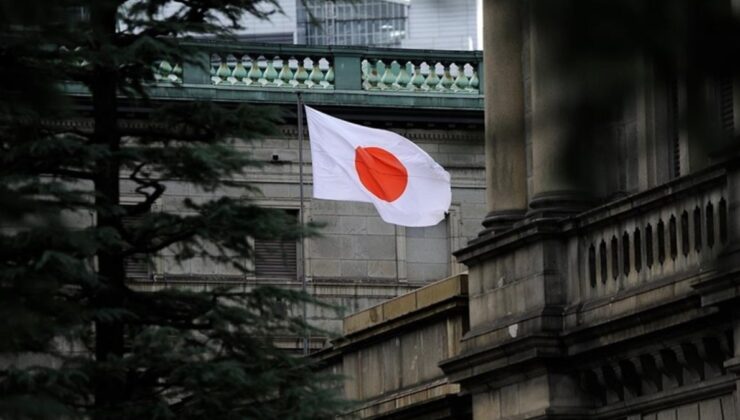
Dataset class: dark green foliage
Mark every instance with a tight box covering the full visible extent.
[0,1,346,418]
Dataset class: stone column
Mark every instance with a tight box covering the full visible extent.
[528,0,591,215]
[481,0,528,233]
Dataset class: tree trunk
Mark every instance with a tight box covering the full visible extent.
[90,1,125,417]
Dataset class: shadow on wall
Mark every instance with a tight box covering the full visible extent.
[521,0,740,200]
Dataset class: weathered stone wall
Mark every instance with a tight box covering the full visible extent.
[122,124,486,335]
[316,274,469,419]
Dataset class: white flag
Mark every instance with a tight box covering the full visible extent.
[305,106,451,227]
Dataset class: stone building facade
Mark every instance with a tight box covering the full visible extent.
[315,1,740,419]
[84,42,489,345]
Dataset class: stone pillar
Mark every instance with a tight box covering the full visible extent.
[528,0,591,215]
[726,309,740,416]
[481,0,528,233]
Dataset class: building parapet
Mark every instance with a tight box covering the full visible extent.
[342,273,468,336]
[456,163,732,308]
[314,274,469,419]
[441,157,740,416]
[62,41,484,111]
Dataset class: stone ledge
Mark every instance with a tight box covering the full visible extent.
[342,273,468,336]
[348,380,460,419]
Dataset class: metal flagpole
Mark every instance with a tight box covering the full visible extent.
[297,92,309,356]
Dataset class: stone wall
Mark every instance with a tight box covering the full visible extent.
[316,274,470,419]
[123,123,486,335]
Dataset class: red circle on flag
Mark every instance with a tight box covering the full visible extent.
[354,146,408,202]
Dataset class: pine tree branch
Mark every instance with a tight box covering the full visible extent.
[127,162,165,216]
[47,169,96,180]
[122,222,199,258]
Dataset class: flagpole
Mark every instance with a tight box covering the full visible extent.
[297,92,309,356]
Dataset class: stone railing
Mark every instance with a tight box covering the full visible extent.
[361,58,479,93]
[157,40,483,95]
[62,41,484,110]
[572,167,729,301]
[208,54,334,89]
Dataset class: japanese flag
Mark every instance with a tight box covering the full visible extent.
[305,106,451,227]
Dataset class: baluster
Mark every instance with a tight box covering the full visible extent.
[245,55,261,86]
[293,57,309,88]
[259,56,270,85]
[439,62,455,92]
[262,56,279,86]
[469,69,480,93]
[379,60,396,90]
[228,54,246,85]
[308,58,324,88]
[214,54,231,85]
[424,62,440,91]
[158,60,172,82]
[210,54,219,84]
[392,60,411,90]
[365,59,380,90]
[361,59,369,89]
[452,63,469,92]
[321,59,334,89]
[170,63,182,83]
[277,58,293,87]
[73,46,89,69]
[410,62,425,91]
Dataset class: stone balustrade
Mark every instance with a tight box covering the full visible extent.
[572,166,729,302]
[209,54,334,89]
[154,40,482,95]
[62,41,484,111]
[361,59,479,93]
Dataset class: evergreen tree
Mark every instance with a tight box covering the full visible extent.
[0,1,345,418]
